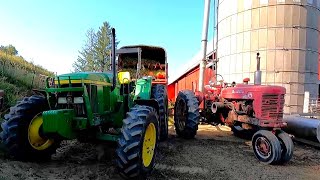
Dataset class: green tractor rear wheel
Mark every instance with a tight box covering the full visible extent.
[116,105,159,179]
[151,84,168,141]
[0,95,60,161]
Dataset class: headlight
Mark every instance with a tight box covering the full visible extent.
[58,97,67,104]
[57,97,84,104]
[73,97,84,104]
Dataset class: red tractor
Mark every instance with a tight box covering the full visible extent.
[173,52,294,164]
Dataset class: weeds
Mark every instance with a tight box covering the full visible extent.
[0,51,54,115]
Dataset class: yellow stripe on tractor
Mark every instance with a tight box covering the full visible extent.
[54,79,112,86]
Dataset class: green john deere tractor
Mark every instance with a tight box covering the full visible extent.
[0,28,169,179]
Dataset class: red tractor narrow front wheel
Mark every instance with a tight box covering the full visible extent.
[252,130,282,164]
[275,130,294,164]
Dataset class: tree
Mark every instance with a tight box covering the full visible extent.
[73,21,119,72]
[0,44,18,56]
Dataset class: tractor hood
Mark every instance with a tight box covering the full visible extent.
[55,72,113,86]
[221,84,286,100]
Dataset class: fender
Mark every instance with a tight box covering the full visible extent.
[134,77,152,100]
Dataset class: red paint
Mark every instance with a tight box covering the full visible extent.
[168,65,214,102]
[220,84,286,127]
[169,51,286,130]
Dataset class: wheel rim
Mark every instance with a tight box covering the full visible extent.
[28,114,54,150]
[142,123,156,167]
[254,136,272,159]
[176,99,187,131]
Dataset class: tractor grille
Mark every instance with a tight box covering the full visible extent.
[73,104,86,116]
[261,94,284,120]
[58,104,86,117]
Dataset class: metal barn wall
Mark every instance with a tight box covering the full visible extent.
[168,66,214,102]
[217,0,320,114]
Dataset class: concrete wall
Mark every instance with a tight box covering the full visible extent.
[217,0,320,114]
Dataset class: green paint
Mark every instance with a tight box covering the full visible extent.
[83,86,94,125]
[73,117,88,129]
[96,132,119,141]
[39,45,166,143]
[97,85,104,113]
[42,109,77,139]
[56,72,112,83]
[46,87,84,93]
[110,102,125,128]
[134,77,152,100]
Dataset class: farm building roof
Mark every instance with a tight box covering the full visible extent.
[168,38,216,84]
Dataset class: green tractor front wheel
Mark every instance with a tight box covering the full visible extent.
[116,105,159,179]
[0,95,60,161]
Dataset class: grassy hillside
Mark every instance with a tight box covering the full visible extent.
[0,50,54,114]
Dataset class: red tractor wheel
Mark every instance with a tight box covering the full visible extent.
[252,130,282,164]
[173,90,200,139]
[275,131,294,164]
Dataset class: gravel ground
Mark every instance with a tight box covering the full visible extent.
[0,124,319,180]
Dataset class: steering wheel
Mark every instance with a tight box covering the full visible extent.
[209,74,224,86]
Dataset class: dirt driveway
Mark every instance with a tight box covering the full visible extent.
[0,124,319,180]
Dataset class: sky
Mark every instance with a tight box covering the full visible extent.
[0,0,215,78]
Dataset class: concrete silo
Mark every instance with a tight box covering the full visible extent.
[216,0,320,114]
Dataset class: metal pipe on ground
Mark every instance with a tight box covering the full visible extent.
[283,115,320,143]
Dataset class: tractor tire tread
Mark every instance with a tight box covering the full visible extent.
[151,84,168,141]
[275,131,294,164]
[174,90,200,139]
[116,105,159,179]
[0,95,60,161]
[252,130,282,164]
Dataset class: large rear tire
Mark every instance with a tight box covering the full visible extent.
[173,90,200,139]
[275,130,294,164]
[252,130,281,164]
[116,105,159,179]
[0,95,60,161]
[151,84,168,141]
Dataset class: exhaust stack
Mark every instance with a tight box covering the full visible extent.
[254,52,261,85]
[111,28,117,91]
[198,0,211,92]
